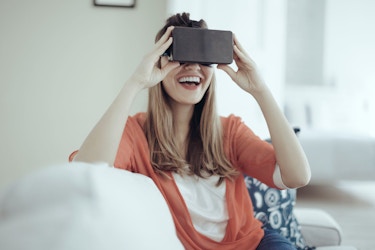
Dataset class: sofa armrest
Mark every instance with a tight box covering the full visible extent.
[0,163,184,250]
[294,208,343,247]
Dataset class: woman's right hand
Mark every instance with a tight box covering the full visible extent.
[129,26,180,90]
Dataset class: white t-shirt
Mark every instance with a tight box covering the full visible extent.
[172,173,228,242]
[171,165,286,242]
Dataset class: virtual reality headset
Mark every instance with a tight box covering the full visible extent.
[163,27,233,65]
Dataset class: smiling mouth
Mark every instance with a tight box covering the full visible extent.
[178,76,201,86]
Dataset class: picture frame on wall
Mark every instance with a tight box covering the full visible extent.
[93,0,136,8]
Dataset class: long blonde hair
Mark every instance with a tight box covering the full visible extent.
[145,13,239,184]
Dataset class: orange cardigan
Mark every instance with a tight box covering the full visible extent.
[113,113,277,250]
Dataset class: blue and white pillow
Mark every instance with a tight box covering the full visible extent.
[244,175,310,250]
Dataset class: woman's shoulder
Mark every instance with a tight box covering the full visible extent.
[220,114,245,130]
[220,114,257,139]
[123,112,147,135]
[128,112,147,126]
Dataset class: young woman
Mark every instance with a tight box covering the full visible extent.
[72,13,311,250]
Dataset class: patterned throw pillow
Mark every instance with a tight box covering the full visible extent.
[244,175,309,250]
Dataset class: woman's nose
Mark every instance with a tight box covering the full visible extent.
[183,63,201,70]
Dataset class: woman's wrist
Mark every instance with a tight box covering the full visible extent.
[122,77,145,96]
[249,84,272,103]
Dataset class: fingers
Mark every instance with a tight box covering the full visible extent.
[233,45,248,63]
[153,26,174,58]
[217,64,236,80]
[232,34,245,54]
[155,26,174,46]
[156,37,173,60]
[232,33,252,65]
[161,61,180,76]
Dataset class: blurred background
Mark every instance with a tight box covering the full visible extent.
[1,0,375,248]
[1,0,374,189]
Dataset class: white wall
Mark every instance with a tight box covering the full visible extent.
[0,0,167,188]
[284,0,375,135]
[324,0,375,135]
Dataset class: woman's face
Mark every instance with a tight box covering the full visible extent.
[160,57,214,106]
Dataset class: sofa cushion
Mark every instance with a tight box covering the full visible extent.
[245,175,311,250]
[0,162,184,250]
[294,208,343,247]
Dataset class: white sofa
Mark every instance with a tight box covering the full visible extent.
[0,162,356,250]
[284,86,375,185]
[298,130,375,184]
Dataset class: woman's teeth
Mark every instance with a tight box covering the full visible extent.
[178,76,201,85]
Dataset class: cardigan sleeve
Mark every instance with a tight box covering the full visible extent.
[113,115,139,171]
[223,115,277,188]
[68,114,144,169]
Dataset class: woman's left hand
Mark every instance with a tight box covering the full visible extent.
[217,34,266,96]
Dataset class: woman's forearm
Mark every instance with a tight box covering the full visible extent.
[254,87,311,188]
[73,80,141,165]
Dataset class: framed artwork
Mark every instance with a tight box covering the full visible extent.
[93,0,136,8]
